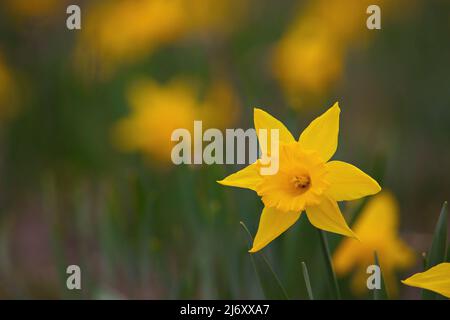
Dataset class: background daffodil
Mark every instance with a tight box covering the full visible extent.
[402,263,450,298]
[218,103,381,252]
[75,0,249,76]
[272,0,416,108]
[113,77,240,164]
[333,192,416,297]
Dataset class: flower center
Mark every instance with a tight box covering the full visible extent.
[291,174,311,192]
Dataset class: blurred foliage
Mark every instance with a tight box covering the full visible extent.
[0,0,449,299]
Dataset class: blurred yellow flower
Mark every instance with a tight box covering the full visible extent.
[402,263,450,298]
[77,0,185,74]
[218,103,381,252]
[272,0,409,108]
[186,0,248,36]
[333,192,416,297]
[113,77,240,164]
[76,0,248,76]
[273,33,344,104]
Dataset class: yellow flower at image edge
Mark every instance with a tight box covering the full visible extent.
[402,263,450,298]
[333,192,415,296]
[218,103,381,252]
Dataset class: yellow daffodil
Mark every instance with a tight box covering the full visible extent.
[272,0,371,105]
[113,77,239,163]
[218,103,381,252]
[76,0,186,76]
[75,0,248,75]
[272,0,414,108]
[402,263,450,298]
[333,192,416,296]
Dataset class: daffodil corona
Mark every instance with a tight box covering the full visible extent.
[218,103,381,252]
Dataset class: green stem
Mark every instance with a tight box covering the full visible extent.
[240,221,289,300]
[373,251,388,300]
[373,252,381,300]
[301,261,314,300]
[422,201,448,300]
[318,229,341,299]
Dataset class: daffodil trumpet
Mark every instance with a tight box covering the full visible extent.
[218,102,381,252]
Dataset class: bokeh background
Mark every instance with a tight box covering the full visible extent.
[0,0,449,299]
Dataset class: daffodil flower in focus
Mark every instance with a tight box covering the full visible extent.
[333,192,415,296]
[402,263,450,298]
[218,103,381,252]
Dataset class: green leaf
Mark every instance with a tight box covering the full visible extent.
[422,201,448,299]
[240,221,289,300]
[373,251,389,300]
[318,229,341,299]
[301,261,314,300]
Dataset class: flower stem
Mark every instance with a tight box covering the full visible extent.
[373,251,388,300]
[301,261,314,300]
[318,229,341,299]
[240,222,289,300]
[422,201,448,300]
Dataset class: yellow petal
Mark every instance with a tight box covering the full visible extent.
[254,108,295,155]
[350,266,376,296]
[217,162,262,191]
[391,238,416,269]
[333,237,361,275]
[249,207,301,253]
[352,191,398,238]
[402,263,450,298]
[306,195,358,239]
[381,265,400,298]
[325,161,381,201]
[348,264,399,297]
[298,102,340,162]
